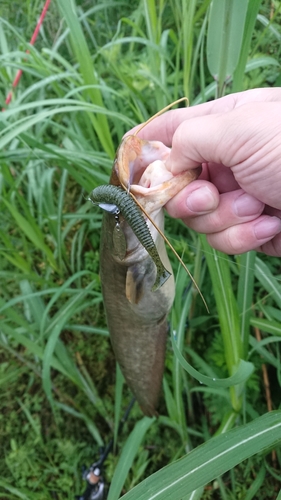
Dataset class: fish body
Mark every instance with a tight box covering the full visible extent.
[100,206,173,416]
[96,135,200,416]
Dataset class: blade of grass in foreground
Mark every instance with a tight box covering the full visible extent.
[120,411,281,500]
[237,251,256,357]
[107,417,155,500]
[200,236,243,412]
[171,333,253,388]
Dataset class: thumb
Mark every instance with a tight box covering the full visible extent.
[166,113,232,174]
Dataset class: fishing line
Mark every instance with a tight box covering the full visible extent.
[171,234,281,286]
[133,97,189,136]
[76,398,136,500]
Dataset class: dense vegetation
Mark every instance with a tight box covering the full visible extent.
[1,0,281,498]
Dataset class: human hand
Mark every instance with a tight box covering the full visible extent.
[132,88,281,256]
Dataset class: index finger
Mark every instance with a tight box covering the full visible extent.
[130,87,281,145]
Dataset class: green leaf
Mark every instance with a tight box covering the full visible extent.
[237,251,256,356]
[250,317,281,337]
[244,465,266,500]
[0,480,32,500]
[207,0,248,95]
[2,199,58,271]
[56,403,103,446]
[107,417,155,500]
[171,332,254,389]
[56,0,114,157]
[121,411,281,500]
[200,237,242,373]
[19,280,46,328]
[232,0,263,91]
[255,257,281,308]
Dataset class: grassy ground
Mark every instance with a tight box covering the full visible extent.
[1,0,281,498]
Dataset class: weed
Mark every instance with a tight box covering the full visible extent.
[1,1,281,499]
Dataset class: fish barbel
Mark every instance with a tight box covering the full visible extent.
[94,135,200,416]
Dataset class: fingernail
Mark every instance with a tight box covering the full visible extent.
[186,186,216,213]
[254,217,281,240]
[234,193,264,217]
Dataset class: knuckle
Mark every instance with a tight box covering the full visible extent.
[260,234,281,257]
[225,231,245,254]
[208,227,247,255]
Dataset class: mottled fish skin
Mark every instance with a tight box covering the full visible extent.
[98,135,200,416]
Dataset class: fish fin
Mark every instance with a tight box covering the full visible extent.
[126,268,145,305]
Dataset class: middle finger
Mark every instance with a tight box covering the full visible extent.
[183,189,264,234]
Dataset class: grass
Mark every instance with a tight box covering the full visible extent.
[0,0,281,498]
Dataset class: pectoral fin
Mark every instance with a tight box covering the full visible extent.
[126,267,146,305]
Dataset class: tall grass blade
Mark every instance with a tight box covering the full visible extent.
[56,403,103,446]
[182,0,197,98]
[2,199,58,271]
[237,251,256,356]
[255,257,281,308]
[250,318,281,337]
[0,480,32,500]
[232,0,263,91]
[207,0,248,95]
[276,490,281,500]
[243,465,266,500]
[200,236,243,411]
[200,238,242,369]
[107,417,155,500]
[120,411,281,499]
[171,268,192,443]
[56,0,114,157]
[171,333,253,388]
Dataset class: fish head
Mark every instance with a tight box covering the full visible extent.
[112,134,201,236]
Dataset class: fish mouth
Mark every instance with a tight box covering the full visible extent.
[114,135,201,213]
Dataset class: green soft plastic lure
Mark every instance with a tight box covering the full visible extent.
[89,185,171,291]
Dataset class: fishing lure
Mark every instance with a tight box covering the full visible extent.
[88,184,171,291]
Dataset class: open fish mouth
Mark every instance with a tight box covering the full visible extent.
[113,135,201,215]
[109,133,208,310]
